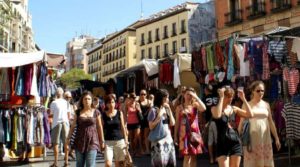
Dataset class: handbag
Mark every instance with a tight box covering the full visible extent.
[123,147,133,167]
[148,108,167,142]
[185,115,204,148]
[241,119,252,152]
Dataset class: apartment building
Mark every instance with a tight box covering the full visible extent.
[87,39,103,82]
[65,35,98,73]
[100,21,144,82]
[216,0,300,39]
[0,0,36,53]
[135,1,215,60]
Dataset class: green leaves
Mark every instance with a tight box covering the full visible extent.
[60,68,92,89]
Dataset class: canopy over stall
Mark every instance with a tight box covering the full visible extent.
[0,51,45,67]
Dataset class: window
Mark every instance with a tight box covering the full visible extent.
[172,23,177,36]
[164,43,169,57]
[148,31,152,43]
[164,26,168,39]
[123,46,126,56]
[181,38,186,47]
[181,20,186,33]
[172,41,177,54]
[155,28,160,41]
[148,47,152,59]
[156,45,160,59]
[141,33,145,45]
[141,49,145,59]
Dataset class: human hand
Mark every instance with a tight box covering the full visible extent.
[218,88,225,98]
[237,89,246,102]
[275,139,281,151]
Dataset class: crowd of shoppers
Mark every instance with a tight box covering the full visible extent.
[47,80,282,167]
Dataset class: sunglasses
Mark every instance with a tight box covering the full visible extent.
[256,90,265,93]
[66,96,72,99]
[140,93,146,96]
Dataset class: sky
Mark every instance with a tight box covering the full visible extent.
[28,0,207,54]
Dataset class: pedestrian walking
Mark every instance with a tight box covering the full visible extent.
[125,93,143,156]
[239,81,281,167]
[49,87,70,167]
[174,87,206,167]
[148,89,176,167]
[138,89,152,155]
[66,91,104,167]
[102,95,128,167]
[211,86,253,167]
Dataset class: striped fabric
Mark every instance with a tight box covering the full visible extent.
[268,40,288,64]
[282,103,300,139]
[262,44,270,80]
[287,39,298,66]
[283,67,300,96]
[70,126,77,148]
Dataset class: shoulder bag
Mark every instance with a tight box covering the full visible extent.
[148,107,167,142]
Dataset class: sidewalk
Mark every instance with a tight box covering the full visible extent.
[1,150,300,167]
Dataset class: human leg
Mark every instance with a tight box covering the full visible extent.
[229,155,241,167]
[75,150,85,167]
[51,124,62,166]
[104,141,114,167]
[85,150,97,167]
[183,155,191,167]
[217,156,230,167]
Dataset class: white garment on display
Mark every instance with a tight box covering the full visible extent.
[50,98,70,129]
[291,38,300,61]
[173,58,181,88]
[30,64,41,103]
[0,51,45,67]
[234,44,250,76]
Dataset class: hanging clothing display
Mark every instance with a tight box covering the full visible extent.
[282,103,300,139]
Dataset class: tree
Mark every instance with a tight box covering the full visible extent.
[60,68,92,89]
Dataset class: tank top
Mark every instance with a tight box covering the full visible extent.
[102,110,123,140]
[127,106,139,124]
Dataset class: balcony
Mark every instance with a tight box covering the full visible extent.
[224,9,243,26]
[163,33,169,39]
[271,0,291,13]
[140,40,145,46]
[247,2,266,20]
[180,28,186,34]
[172,31,177,37]
[155,35,160,42]
[147,38,152,44]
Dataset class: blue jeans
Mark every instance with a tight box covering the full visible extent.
[75,149,97,167]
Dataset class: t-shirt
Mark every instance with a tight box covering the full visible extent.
[50,98,70,129]
[203,94,219,121]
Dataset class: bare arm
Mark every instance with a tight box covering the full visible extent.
[190,92,206,112]
[267,102,281,151]
[235,90,253,118]
[173,106,181,144]
[238,117,245,135]
[211,88,225,119]
[120,111,128,144]
[165,104,175,127]
[96,113,105,144]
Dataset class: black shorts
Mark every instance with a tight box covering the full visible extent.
[216,139,242,157]
[127,123,141,130]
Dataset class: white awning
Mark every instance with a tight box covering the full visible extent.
[0,51,45,67]
[116,59,158,77]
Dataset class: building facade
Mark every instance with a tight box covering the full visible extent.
[0,0,36,53]
[216,0,300,39]
[100,26,140,82]
[135,1,216,60]
[87,40,103,82]
[65,35,98,73]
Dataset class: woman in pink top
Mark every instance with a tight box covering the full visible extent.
[126,93,143,156]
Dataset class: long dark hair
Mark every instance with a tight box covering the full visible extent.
[78,91,93,110]
[153,89,169,108]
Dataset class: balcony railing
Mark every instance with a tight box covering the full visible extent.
[247,2,266,19]
[180,28,186,34]
[271,0,291,13]
[224,9,243,26]
[140,40,145,46]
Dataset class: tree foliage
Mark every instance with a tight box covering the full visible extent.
[60,68,92,89]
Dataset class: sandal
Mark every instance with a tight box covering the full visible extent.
[50,163,58,167]
[63,163,70,167]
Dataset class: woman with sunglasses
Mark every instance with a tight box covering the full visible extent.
[174,87,206,167]
[211,86,253,167]
[239,81,280,167]
[138,89,152,155]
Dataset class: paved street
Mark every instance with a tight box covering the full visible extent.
[1,150,300,167]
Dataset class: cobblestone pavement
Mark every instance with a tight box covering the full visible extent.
[1,150,300,167]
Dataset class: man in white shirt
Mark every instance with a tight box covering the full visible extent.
[50,87,70,167]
